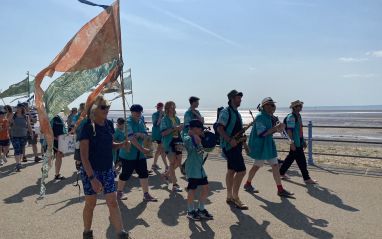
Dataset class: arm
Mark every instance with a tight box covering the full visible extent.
[80,139,93,177]
[217,125,237,148]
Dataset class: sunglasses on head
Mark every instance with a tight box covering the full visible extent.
[99,105,110,110]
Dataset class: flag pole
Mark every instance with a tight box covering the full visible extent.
[131,69,134,104]
[27,71,30,99]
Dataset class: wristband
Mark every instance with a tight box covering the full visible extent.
[88,175,95,181]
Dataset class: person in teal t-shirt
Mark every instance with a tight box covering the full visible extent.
[184,119,213,221]
[151,102,168,171]
[182,96,204,138]
[244,97,294,198]
[160,101,184,192]
[113,118,126,174]
[116,104,158,202]
[279,100,317,184]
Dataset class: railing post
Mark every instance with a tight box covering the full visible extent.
[308,121,314,165]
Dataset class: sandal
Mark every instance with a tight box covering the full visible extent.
[54,174,66,180]
[232,198,248,210]
[226,197,234,204]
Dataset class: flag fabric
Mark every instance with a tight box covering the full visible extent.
[0,77,34,98]
[43,59,118,118]
[102,78,121,94]
[123,68,132,91]
[34,0,122,198]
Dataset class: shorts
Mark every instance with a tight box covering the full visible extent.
[119,157,148,181]
[187,177,208,190]
[253,157,279,167]
[80,168,116,196]
[27,132,38,145]
[11,137,27,156]
[53,139,62,154]
[0,139,10,147]
[167,137,183,156]
[74,149,81,161]
[223,146,246,172]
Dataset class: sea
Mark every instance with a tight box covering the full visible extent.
[107,106,382,143]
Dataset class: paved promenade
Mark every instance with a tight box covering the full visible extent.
[1,146,381,239]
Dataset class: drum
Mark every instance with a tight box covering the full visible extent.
[170,137,184,154]
[201,131,217,152]
[143,136,154,159]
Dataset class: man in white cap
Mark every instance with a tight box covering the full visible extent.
[244,97,294,197]
[279,100,317,184]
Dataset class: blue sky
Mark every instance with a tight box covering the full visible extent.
[0,0,381,109]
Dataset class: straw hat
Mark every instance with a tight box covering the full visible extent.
[290,100,304,109]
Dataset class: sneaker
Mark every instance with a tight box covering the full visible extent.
[280,174,290,180]
[34,156,43,163]
[2,156,7,164]
[172,184,183,192]
[15,163,21,172]
[151,164,161,170]
[83,230,94,239]
[304,179,318,184]
[22,157,27,162]
[278,189,295,198]
[244,183,259,193]
[187,210,201,221]
[143,193,158,202]
[148,170,154,175]
[117,191,128,200]
[232,198,248,210]
[0,160,3,166]
[197,209,214,220]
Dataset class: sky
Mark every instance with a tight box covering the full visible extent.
[0,0,381,109]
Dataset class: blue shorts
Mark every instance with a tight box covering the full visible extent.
[11,137,26,156]
[80,168,116,196]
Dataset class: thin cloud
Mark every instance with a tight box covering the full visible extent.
[143,2,241,47]
[338,57,368,62]
[366,50,382,58]
[342,74,375,78]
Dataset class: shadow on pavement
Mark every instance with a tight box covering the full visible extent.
[3,172,77,204]
[306,185,359,212]
[253,194,333,239]
[189,220,215,239]
[229,205,272,239]
[106,201,149,238]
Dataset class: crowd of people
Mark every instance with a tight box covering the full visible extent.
[0,89,317,239]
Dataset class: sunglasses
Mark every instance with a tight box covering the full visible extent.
[269,104,276,108]
[99,105,110,110]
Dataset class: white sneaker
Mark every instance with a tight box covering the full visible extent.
[2,155,7,164]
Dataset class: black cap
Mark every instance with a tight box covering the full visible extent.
[130,104,143,112]
[117,117,125,125]
[17,103,25,108]
[189,119,204,129]
[227,90,243,100]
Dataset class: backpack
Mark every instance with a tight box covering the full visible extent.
[213,106,232,145]
[283,112,298,129]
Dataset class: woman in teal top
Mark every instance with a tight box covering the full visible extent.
[244,97,294,198]
[160,101,184,192]
[151,102,168,171]
[116,104,158,202]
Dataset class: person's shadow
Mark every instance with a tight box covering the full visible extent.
[106,201,149,238]
[0,161,36,180]
[189,220,215,239]
[306,185,359,212]
[3,172,77,204]
[157,192,185,226]
[229,205,272,239]
[253,194,333,239]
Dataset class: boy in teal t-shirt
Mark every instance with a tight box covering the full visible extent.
[116,105,158,202]
[113,118,126,174]
[184,119,213,221]
[151,102,168,171]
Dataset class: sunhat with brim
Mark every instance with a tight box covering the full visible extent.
[290,100,304,109]
[261,97,276,107]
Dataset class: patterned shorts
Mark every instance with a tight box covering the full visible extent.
[80,168,116,196]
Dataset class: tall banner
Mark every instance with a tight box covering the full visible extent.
[0,77,34,99]
[34,0,122,198]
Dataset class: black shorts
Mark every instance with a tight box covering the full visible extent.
[187,177,208,190]
[74,149,81,161]
[119,157,148,181]
[223,146,246,172]
[0,139,10,147]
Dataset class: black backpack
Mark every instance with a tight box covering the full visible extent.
[213,107,231,145]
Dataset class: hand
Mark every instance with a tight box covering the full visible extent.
[290,144,296,151]
[142,147,151,155]
[276,123,285,133]
[230,138,238,148]
[90,178,103,194]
